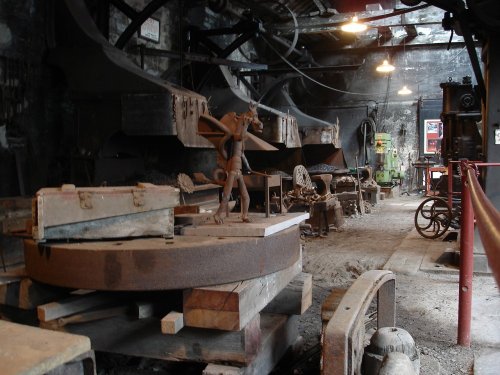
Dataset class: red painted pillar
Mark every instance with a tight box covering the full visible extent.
[457,163,474,347]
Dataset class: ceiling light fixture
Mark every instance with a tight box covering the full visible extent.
[398,37,412,96]
[341,16,367,33]
[398,85,412,95]
[376,59,395,73]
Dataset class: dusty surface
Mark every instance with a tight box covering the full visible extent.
[68,194,499,375]
[283,195,500,375]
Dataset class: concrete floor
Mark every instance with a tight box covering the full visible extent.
[296,194,500,375]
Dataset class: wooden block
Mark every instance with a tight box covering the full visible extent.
[135,302,155,319]
[161,311,184,334]
[37,293,112,322]
[242,314,298,375]
[33,183,179,241]
[0,276,21,306]
[203,364,244,375]
[183,259,301,331]
[174,205,200,215]
[18,278,70,310]
[203,315,299,375]
[0,197,32,234]
[0,320,91,375]
[263,272,312,315]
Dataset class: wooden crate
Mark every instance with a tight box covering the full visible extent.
[33,183,179,241]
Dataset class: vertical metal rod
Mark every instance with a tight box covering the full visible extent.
[362,122,367,166]
[458,162,474,347]
[448,161,453,209]
[355,156,363,215]
[140,44,145,69]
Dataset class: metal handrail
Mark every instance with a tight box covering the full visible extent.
[457,161,500,347]
[464,163,500,283]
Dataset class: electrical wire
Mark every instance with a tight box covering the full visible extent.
[262,36,472,97]
[261,35,393,96]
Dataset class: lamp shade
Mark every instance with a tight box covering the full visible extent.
[398,85,412,95]
[341,16,367,33]
[376,60,395,73]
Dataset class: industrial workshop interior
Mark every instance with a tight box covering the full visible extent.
[1,0,500,374]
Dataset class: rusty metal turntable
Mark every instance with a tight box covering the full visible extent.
[24,225,300,291]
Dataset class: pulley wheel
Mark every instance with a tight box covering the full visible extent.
[293,165,313,189]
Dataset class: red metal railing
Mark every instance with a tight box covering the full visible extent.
[457,161,500,347]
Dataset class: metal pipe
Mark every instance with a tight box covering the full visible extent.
[457,161,474,347]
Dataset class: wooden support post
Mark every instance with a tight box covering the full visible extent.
[263,272,312,315]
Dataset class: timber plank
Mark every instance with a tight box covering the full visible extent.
[183,258,302,331]
[66,314,264,365]
[203,364,244,375]
[181,212,309,237]
[37,293,113,322]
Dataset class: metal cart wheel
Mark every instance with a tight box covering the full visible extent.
[414,197,452,239]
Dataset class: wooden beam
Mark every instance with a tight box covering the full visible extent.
[0,278,70,310]
[66,314,264,365]
[263,272,312,315]
[203,364,244,375]
[183,259,301,331]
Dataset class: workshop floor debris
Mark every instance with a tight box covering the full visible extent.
[294,194,500,375]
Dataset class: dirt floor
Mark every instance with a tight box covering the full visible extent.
[20,194,497,375]
[281,194,500,375]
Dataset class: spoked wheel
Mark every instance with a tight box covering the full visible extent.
[414,197,452,239]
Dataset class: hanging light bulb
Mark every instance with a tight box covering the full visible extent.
[341,16,367,33]
[376,59,395,73]
[398,85,412,95]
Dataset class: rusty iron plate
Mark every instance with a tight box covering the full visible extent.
[24,227,300,291]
